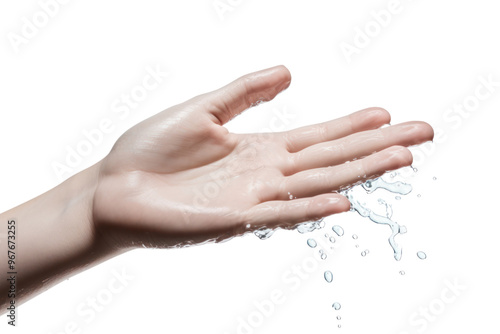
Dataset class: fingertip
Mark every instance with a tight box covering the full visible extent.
[367,107,391,125]
[263,65,292,92]
[317,194,351,216]
[399,121,435,145]
[387,145,413,168]
[337,195,352,212]
[352,107,391,131]
[417,121,434,142]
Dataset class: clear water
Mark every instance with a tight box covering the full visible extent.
[362,177,412,195]
[319,249,327,260]
[254,228,274,240]
[377,198,393,218]
[324,270,333,283]
[332,225,344,236]
[349,192,407,261]
[307,238,317,248]
[296,218,325,234]
[417,251,427,259]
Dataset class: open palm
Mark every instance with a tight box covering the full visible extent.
[92,66,433,249]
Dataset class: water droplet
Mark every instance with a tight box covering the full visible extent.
[319,249,327,260]
[254,228,274,240]
[352,234,358,240]
[417,194,421,198]
[332,302,341,310]
[355,244,359,248]
[433,176,437,180]
[246,224,251,229]
[332,225,344,237]
[395,195,401,200]
[399,225,407,234]
[329,236,336,243]
[417,251,427,260]
[324,233,329,238]
[413,167,418,172]
[337,316,341,320]
[361,251,366,256]
[365,180,372,188]
[338,324,342,328]
[399,270,405,275]
[307,238,317,248]
[324,271,333,283]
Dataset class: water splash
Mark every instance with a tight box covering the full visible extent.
[377,199,393,218]
[324,270,333,283]
[349,195,404,261]
[254,228,274,240]
[362,177,412,195]
[332,225,344,237]
[296,218,325,234]
[319,249,327,260]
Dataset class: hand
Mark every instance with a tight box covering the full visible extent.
[92,65,434,249]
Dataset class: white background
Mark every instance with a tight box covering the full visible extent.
[1,0,499,333]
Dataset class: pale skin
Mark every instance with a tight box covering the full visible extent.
[0,65,433,312]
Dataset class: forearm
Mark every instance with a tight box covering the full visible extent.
[0,162,116,312]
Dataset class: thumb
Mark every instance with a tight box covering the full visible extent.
[204,65,291,125]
